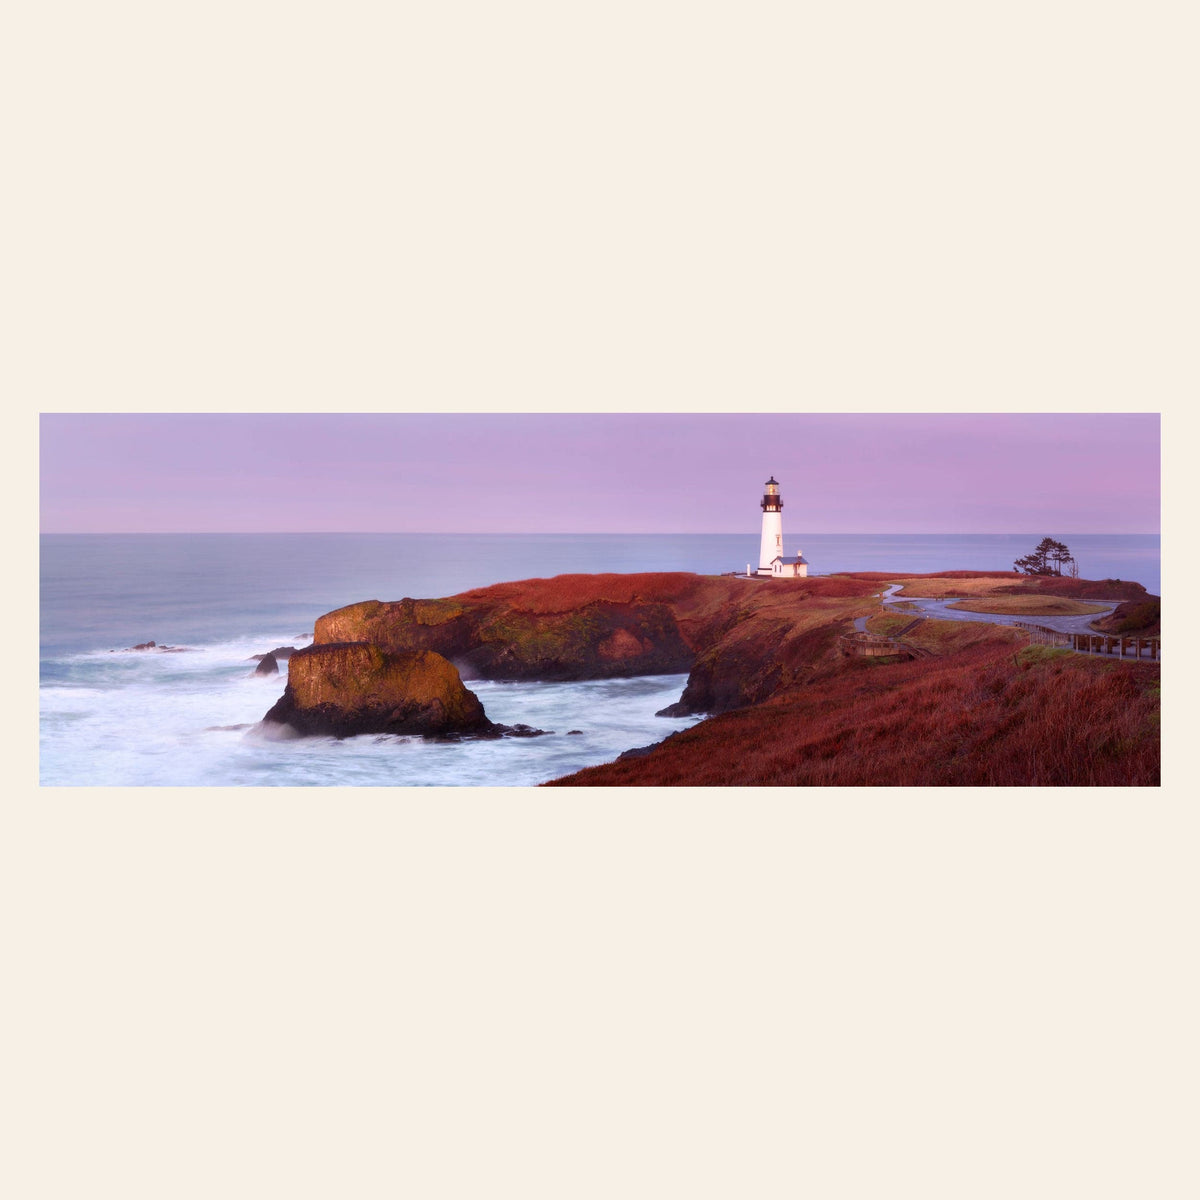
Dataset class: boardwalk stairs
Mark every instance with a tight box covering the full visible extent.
[840,616,936,660]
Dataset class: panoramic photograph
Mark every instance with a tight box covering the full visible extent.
[15,3,1193,1197]
[40,410,1160,787]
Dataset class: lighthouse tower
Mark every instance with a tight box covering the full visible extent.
[758,476,784,574]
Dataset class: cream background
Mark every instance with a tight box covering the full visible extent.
[9,2,1195,1197]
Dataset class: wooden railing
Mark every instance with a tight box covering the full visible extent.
[1069,631,1160,660]
[838,632,933,659]
[1014,621,1071,647]
[1015,621,1160,660]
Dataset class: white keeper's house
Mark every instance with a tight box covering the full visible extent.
[757,476,808,577]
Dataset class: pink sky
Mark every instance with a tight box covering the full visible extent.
[39,413,1160,534]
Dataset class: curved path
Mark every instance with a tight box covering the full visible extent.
[877,583,1119,636]
[864,583,1161,660]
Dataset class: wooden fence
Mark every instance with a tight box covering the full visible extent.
[1015,621,1161,661]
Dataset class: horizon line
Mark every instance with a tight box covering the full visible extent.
[39,529,1162,537]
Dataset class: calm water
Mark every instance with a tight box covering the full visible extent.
[40,533,1160,786]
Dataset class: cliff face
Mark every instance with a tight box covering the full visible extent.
[260,568,1158,758]
[666,620,846,714]
[315,595,693,682]
[311,573,884,714]
[262,643,492,738]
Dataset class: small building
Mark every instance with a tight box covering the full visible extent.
[770,552,808,578]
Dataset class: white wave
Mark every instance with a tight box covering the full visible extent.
[60,632,311,664]
[39,686,110,702]
[39,670,698,787]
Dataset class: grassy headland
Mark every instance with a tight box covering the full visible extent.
[289,568,1158,786]
[546,626,1159,787]
[540,571,1159,787]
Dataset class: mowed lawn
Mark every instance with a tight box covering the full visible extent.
[946,595,1111,617]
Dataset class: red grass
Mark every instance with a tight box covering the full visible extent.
[1000,576,1155,601]
[836,570,1017,581]
[545,646,1160,787]
[454,572,880,616]
[833,570,1155,602]
[786,577,883,597]
[1092,600,1161,637]
[455,572,715,613]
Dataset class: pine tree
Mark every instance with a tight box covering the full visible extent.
[1046,539,1073,575]
[1014,537,1074,576]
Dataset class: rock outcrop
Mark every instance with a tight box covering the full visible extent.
[250,646,298,662]
[304,573,884,716]
[253,652,280,677]
[660,620,847,715]
[265,570,1157,742]
[117,641,193,653]
[262,643,494,738]
[313,591,695,682]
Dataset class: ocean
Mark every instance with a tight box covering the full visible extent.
[40,532,1160,786]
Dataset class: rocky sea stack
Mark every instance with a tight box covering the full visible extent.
[262,642,493,738]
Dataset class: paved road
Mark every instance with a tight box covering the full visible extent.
[878,584,1119,635]
[866,584,1161,660]
[820,581,1151,658]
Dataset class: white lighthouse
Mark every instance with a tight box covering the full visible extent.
[757,476,784,573]
[757,476,808,577]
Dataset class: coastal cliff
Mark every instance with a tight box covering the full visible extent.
[259,570,1158,783]
[301,570,1157,719]
[310,572,885,713]
[313,592,693,682]
[546,636,1161,787]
